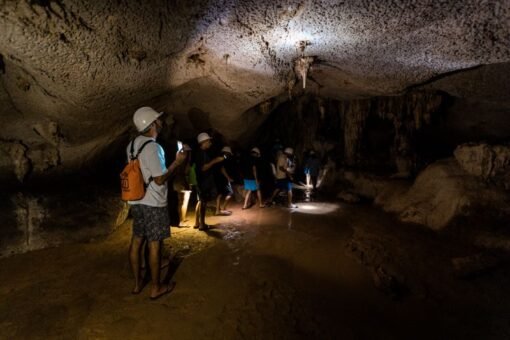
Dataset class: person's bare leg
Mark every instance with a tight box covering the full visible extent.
[256,190,264,207]
[215,195,222,215]
[194,201,201,228]
[269,188,280,204]
[199,199,208,228]
[222,195,232,211]
[181,190,191,223]
[243,191,251,209]
[177,192,184,224]
[148,240,172,298]
[288,190,293,207]
[129,235,144,293]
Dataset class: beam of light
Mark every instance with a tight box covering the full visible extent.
[180,190,192,226]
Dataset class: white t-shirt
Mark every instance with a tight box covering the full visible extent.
[126,135,168,207]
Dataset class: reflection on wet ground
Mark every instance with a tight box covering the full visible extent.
[1,201,510,339]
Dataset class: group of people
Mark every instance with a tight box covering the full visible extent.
[125,106,315,299]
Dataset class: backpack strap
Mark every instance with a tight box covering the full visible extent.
[135,140,155,158]
[129,138,155,159]
[129,138,156,184]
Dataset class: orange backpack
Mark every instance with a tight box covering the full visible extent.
[120,139,154,201]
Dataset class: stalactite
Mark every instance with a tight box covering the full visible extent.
[338,91,443,172]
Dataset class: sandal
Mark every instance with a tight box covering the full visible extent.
[198,224,210,231]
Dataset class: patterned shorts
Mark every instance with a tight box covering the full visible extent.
[131,204,170,241]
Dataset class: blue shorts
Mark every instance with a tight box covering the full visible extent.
[276,178,292,191]
[244,179,258,191]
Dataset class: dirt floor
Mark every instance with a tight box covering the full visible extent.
[1,200,510,340]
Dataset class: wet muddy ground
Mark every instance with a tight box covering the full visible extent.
[1,201,510,339]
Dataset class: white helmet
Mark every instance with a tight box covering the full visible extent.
[197,132,212,144]
[284,147,294,155]
[251,147,261,155]
[133,107,163,132]
[221,146,232,154]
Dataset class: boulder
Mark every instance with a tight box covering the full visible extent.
[382,159,510,230]
[336,191,361,204]
[454,143,510,186]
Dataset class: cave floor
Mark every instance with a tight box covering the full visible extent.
[1,200,510,340]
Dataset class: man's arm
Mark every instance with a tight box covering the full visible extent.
[201,156,224,172]
[153,151,187,185]
[252,165,259,184]
[221,166,233,182]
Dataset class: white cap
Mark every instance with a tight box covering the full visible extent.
[284,147,294,155]
[251,147,261,155]
[197,132,212,144]
[221,146,232,154]
[133,107,163,132]
[182,144,192,151]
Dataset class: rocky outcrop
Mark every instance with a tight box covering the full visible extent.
[0,188,128,258]
[1,0,509,181]
[454,143,510,188]
[343,158,510,230]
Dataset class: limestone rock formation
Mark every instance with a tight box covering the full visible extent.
[343,158,510,230]
[1,0,509,181]
[0,0,509,256]
[454,143,510,188]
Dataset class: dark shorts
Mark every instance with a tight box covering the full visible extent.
[197,183,217,201]
[218,181,234,197]
[276,178,292,191]
[131,204,170,241]
[244,179,258,191]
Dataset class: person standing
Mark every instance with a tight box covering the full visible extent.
[268,147,297,208]
[194,132,225,230]
[242,147,265,209]
[215,146,235,216]
[127,107,186,299]
[172,144,193,226]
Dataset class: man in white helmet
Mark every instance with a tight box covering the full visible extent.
[194,132,225,230]
[268,147,297,208]
[127,106,187,299]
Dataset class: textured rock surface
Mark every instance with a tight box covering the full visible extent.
[342,159,510,230]
[0,188,127,257]
[381,159,510,230]
[1,0,510,180]
[454,143,510,186]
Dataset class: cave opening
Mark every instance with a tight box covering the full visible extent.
[1,1,510,339]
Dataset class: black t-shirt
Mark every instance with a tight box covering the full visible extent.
[194,149,216,190]
[242,156,262,180]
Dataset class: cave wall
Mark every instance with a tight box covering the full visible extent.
[254,92,447,176]
[1,0,509,185]
[0,0,509,255]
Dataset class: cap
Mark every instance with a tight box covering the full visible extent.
[197,132,212,144]
[284,147,294,155]
[221,146,233,154]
